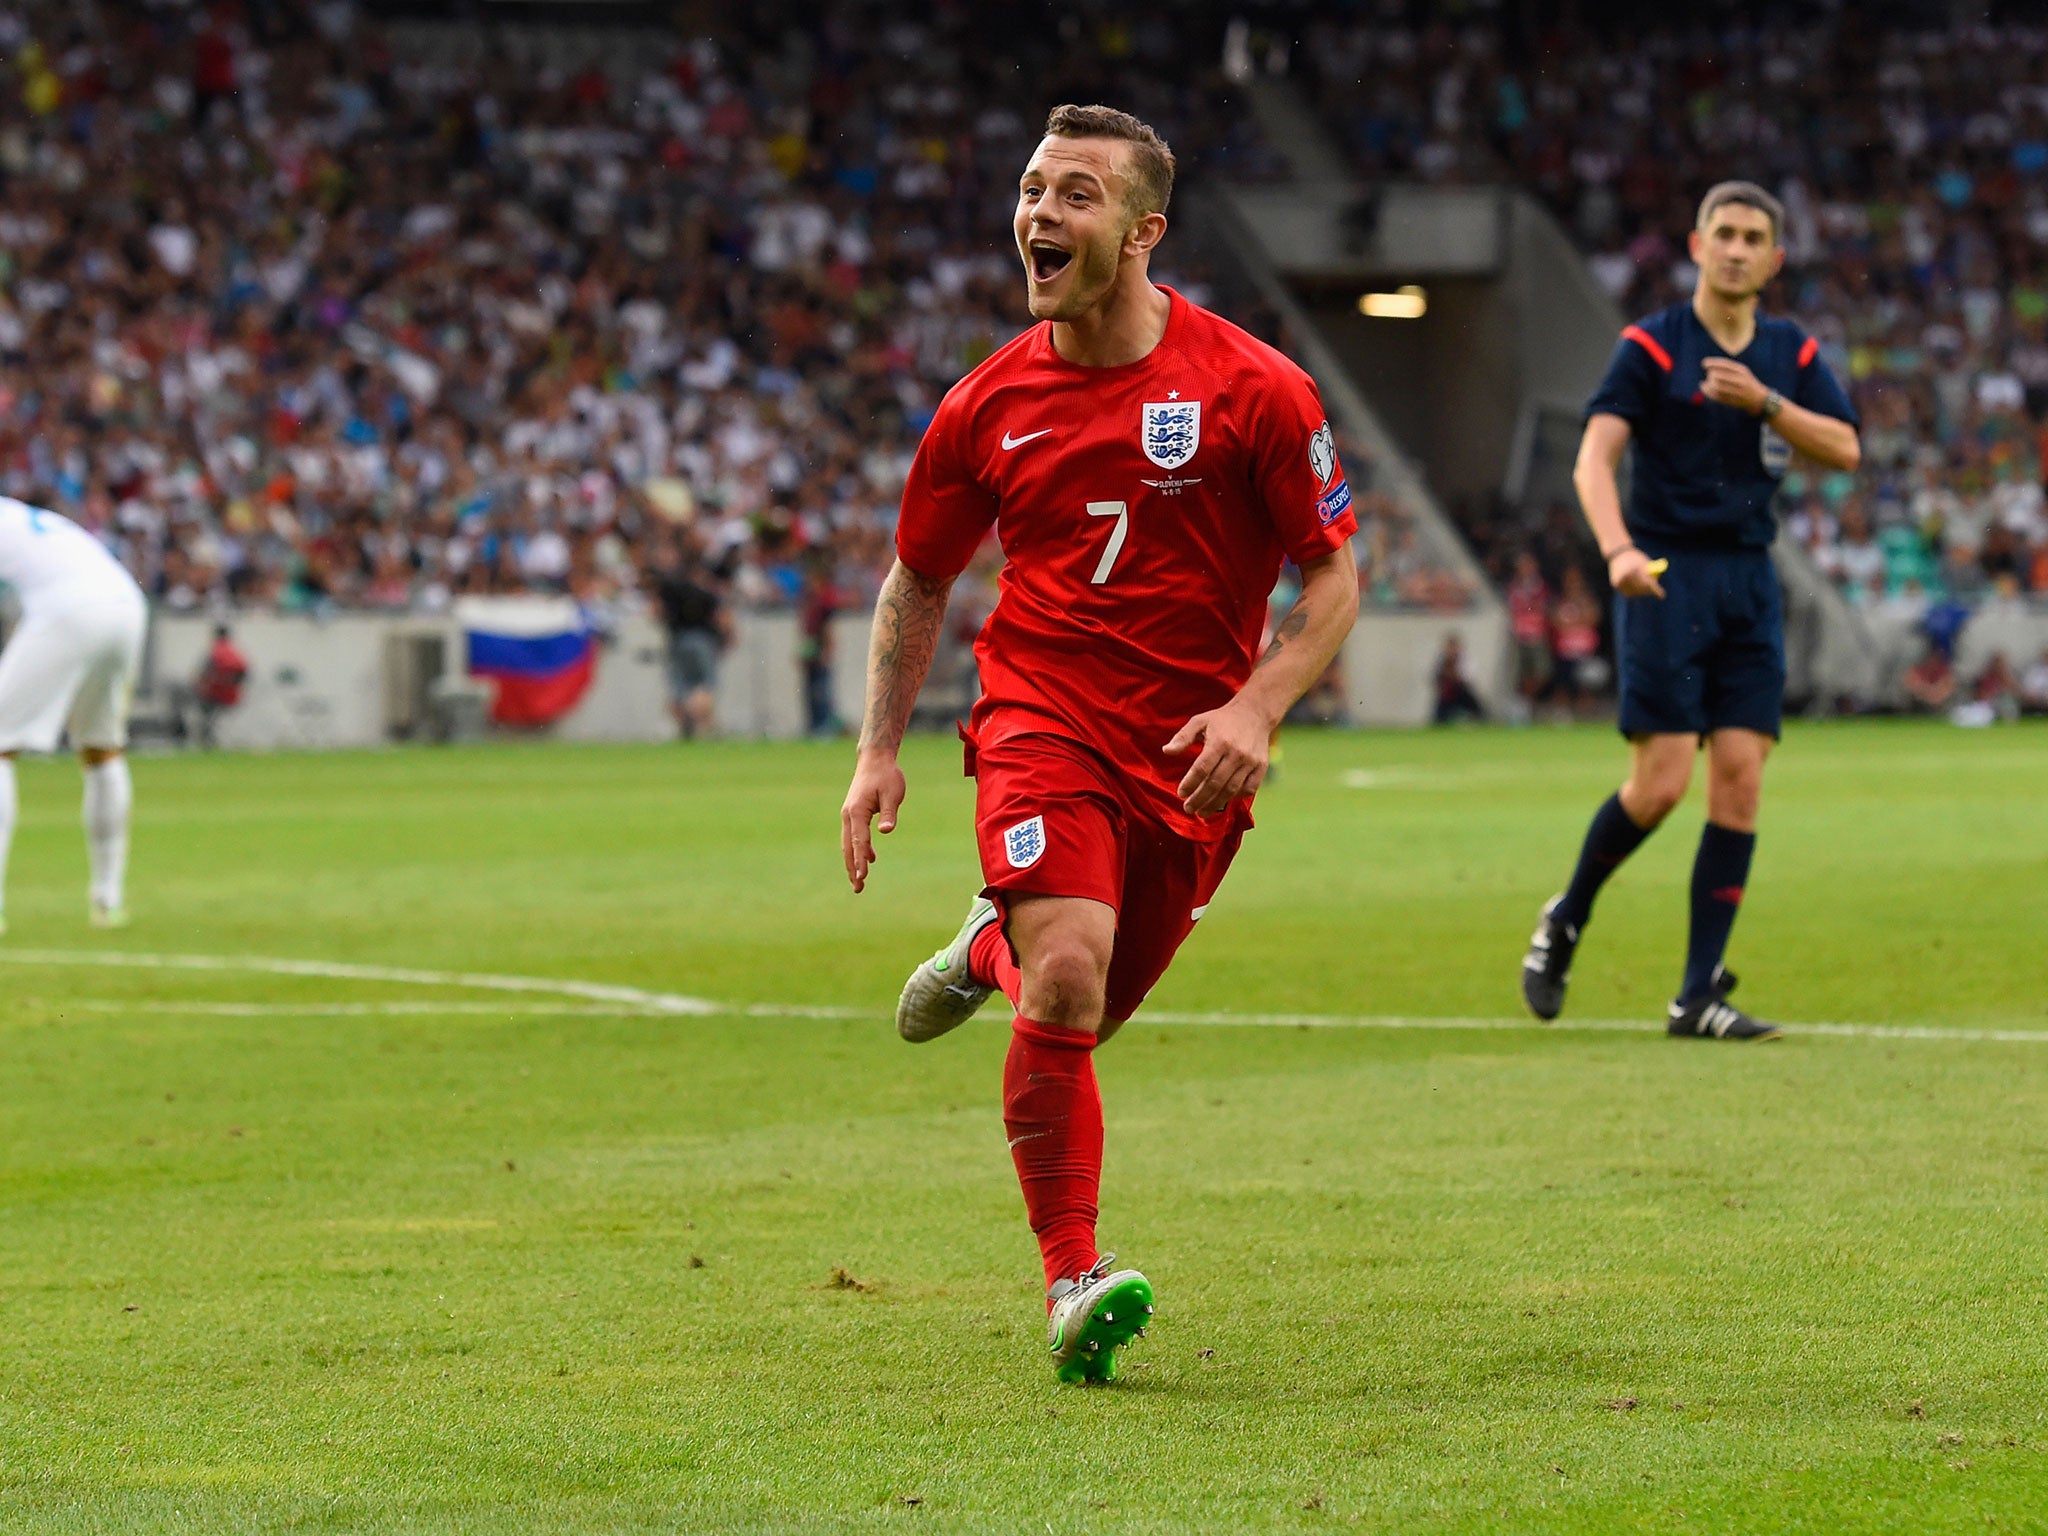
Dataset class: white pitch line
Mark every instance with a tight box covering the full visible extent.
[727,1003,2048,1045]
[1124,1010,2048,1044]
[2,949,2043,1043]
[0,948,717,1015]
[63,999,646,1018]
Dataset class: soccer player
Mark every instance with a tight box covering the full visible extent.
[0,496,148,932]
[838,105,1359,1382]
[1520,183,1860,1041]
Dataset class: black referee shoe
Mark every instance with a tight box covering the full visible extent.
[1520,895,1580,1021]
[1666,993,1782,1041]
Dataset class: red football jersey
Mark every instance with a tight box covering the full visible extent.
[897,288,1358,838]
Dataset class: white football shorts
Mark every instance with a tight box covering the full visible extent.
[0,582,147,753]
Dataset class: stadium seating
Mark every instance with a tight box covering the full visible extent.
[0,0,1473,630]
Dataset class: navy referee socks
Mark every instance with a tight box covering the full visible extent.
[1681,822,1756,1002]
[1552,793,1758,1006]
[1554,792,1657,929]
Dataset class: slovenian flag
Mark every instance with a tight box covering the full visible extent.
[458,596,598,728]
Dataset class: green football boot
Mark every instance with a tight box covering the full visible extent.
[895,896,1001,1043]
[1047,1254,1154,1385]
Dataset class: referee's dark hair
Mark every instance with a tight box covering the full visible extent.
[1696,181,1784,245]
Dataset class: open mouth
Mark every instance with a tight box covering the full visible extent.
[1030,242,1073,282]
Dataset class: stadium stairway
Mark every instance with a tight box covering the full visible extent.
[1185,189,1512,722]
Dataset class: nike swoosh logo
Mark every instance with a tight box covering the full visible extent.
[1001,429,1053,450]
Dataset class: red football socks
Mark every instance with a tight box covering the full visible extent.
[969,915,1023,1007]
[1002,1015,1103,1298]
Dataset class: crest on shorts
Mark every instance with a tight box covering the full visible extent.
[1308,420,1337,487]
[1004,815,1047,870]
[1141,400,1201,470]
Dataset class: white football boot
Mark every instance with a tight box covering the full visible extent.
[1047,1253,1154,1384]
[894,896,1002,1043]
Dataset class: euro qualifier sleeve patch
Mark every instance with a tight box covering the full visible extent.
[1004,815,1047,869]
[1316,478,1353,525]
[1308,420,1337,486]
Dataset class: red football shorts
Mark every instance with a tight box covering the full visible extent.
[969,730,1244,1022]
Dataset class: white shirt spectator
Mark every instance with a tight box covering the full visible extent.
[520,527,571,583]
[1836,535,1886,600]
[148,220,199,277]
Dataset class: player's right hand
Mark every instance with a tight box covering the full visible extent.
[1164,698,1271,817]
[1608,547,1666,599]
[841,752,906,894]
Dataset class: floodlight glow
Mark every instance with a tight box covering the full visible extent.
[1357,285,1428,318]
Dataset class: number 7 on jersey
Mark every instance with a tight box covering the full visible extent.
[1085,500,1128,585]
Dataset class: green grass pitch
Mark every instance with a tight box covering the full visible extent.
[1,721,2045,1534]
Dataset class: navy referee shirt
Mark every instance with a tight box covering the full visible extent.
[1585,301,1858,551]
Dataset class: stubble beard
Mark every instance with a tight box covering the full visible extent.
[1026,239,1122,323]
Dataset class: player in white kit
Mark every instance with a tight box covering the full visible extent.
[0,497,147,932]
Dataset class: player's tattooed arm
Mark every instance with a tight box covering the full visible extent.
[858,560,955,755]
[1241,548,1359,709]
[842,559,956,892]
[1259,603,1311,664]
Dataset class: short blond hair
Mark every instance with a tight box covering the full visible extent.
[1044,103,1176,217]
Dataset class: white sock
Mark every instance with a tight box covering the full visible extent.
[83,756,131,911]
[0,757,15,919]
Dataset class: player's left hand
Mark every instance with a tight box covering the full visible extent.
[841,751,906,894]
[1699,358,1768,414]
[1164,699,1272,817]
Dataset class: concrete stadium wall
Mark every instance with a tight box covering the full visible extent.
[1344,609,1510,723]
[1219,183,1505,279]
[148,610,845,750]
[151,613,396,751]
[143,604,1493,752]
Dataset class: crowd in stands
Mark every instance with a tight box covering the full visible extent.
[1302,9,2048,706]
[31,2,2048,720]
[0,0,1479,650]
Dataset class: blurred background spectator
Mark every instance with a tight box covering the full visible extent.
[1547,565,1606,717]
[651,531,728,740]
[1902,642,1957,714]
[1430,632,1484,725]
[190,620,248,747]
[2021,644,2048,712]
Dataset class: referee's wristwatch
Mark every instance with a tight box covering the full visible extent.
[1760,389,1784,420]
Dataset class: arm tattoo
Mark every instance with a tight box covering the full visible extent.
[859,561,954,752]
[1259,602,1311,666]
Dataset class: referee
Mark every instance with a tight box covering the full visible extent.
[1520,183,1861,1041]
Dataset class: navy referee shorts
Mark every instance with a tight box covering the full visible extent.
[1614,547,1785,740]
